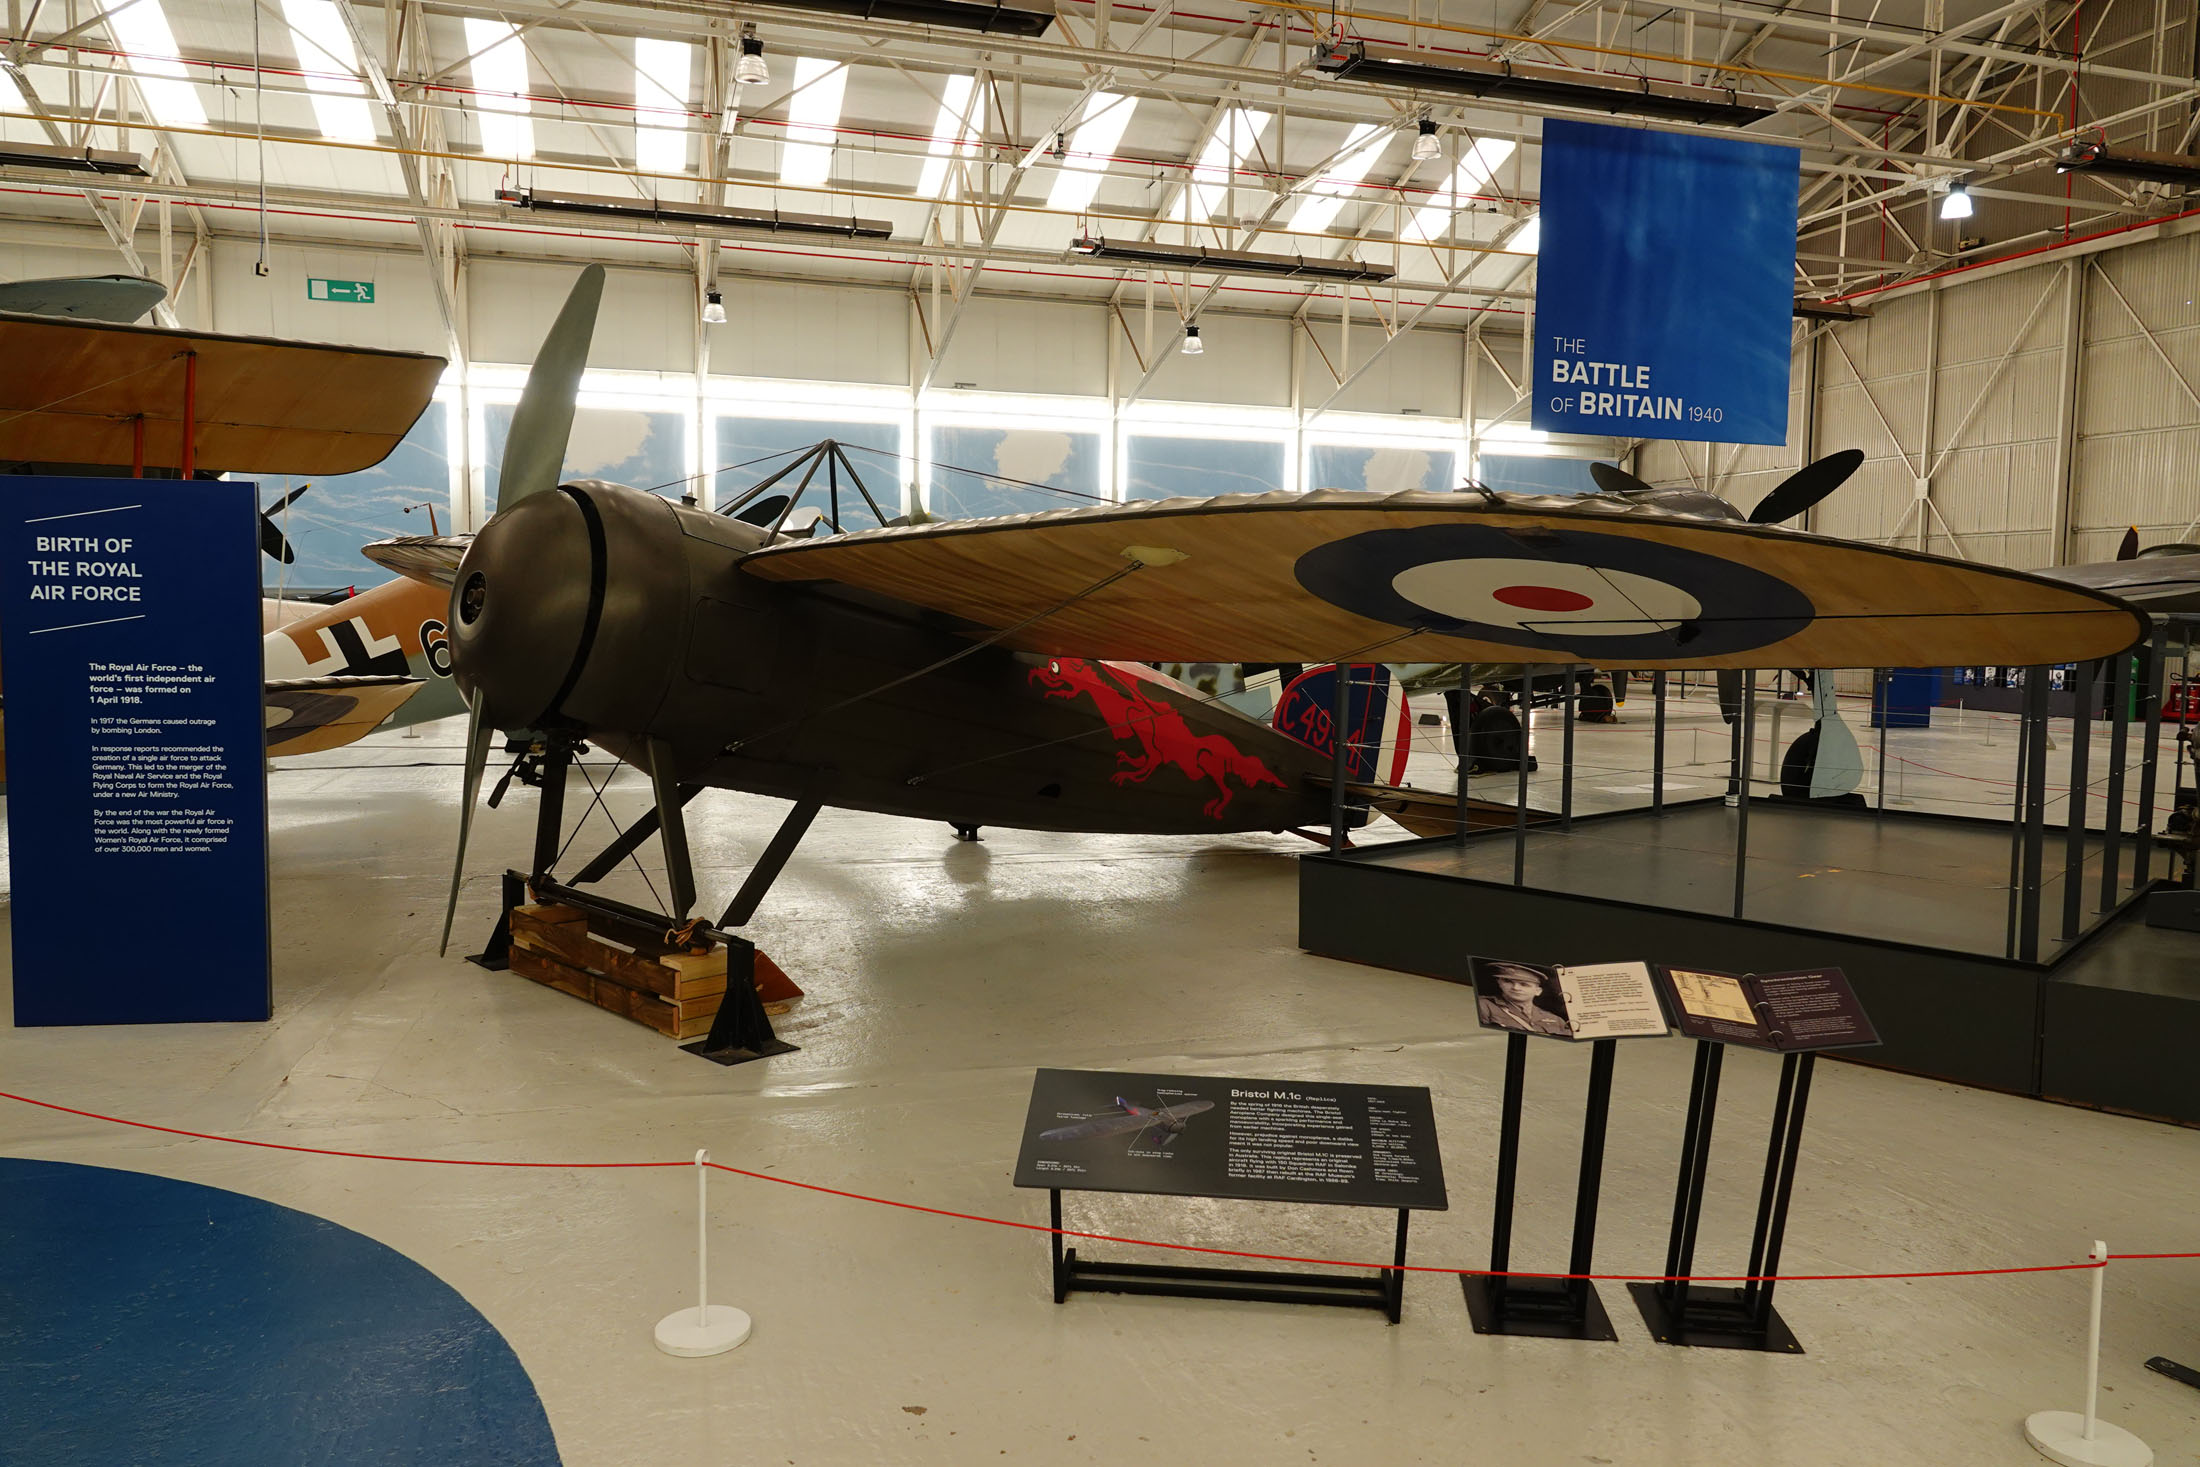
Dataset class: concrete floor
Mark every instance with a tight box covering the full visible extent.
[4,704,2200,1465]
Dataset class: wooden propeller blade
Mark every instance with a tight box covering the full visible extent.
[1748,448,1865,525]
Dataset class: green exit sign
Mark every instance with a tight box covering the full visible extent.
[307,277,375,303]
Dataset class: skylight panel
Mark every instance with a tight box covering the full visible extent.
[1404,137,1515,244]
[106,0,205,129]
[1175,107,1272,222]
[464,18,533,160]
[1046,91,1134,214]
[278,0,375,144]
[915,74,981,200]
[1509,214,1540,256]
[780,56,849,188]
[1290,123,1389,236]
[634,38,692,174]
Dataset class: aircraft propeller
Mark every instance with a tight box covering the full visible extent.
[1587,449,1864,526]
[1587,460,1656,497]
[259,483,311,565]
[439,263,607,955]
[1745,448,1864,525]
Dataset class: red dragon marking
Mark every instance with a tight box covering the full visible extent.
[1029,658,1287,819]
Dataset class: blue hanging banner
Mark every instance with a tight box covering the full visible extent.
[1532,120,1800,446]
[0,479,271,1025]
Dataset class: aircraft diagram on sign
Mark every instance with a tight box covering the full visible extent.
[306,267,2165,959]
[1039,1097,1216,1150]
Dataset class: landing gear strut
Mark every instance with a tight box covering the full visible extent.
[465,732,809,1066]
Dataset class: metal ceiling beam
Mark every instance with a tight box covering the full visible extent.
[0,57,176,325]
[1589,0,2192,87]
[400,0,2025,176]
[331,0,466,362]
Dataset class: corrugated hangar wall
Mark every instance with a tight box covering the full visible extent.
[6,215,2198,564]
[1644,223,2200,574]
[0,223,1495,416]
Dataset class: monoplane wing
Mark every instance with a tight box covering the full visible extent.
[265,675,421,755]
[739,491,2146,671]
[2036,552,2200,614]
[362,534,473,589]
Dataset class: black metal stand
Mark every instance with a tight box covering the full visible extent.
[1461,1035,1620,1340]
[682,931,801,1066]
[1627,1042,1812,1354]
[466,870,525,970]
[1048,1189,1410,1322]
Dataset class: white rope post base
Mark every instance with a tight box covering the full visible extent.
[2024,1241,2150,1467]
[655,1149,751,1358]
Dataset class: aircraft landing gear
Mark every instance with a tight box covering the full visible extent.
[951,822,983,842]
[466,740,813,1067]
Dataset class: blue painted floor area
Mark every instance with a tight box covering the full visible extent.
[0,1158,560,1466]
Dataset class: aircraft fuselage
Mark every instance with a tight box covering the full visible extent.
[447,481,1335,836]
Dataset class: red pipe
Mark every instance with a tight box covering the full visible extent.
[1829,200,2200,303]
[180,350,196,477]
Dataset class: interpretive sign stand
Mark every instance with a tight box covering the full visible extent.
[1627,964,1878,1353]
[1461,1034,1621,1341]
[0,478,270,1025]
[1013,1068,1447,1322]
[1460,955,1669,1339]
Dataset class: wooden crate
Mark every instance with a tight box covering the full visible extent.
[506,903,797,1040]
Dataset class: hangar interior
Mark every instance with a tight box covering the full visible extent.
[2,0,2199,1462]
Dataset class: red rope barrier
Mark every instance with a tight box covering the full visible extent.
[0,1089,2144,1284]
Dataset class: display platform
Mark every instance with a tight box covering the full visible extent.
[1302,799,2200,1121]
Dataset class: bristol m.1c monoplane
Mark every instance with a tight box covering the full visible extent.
[363,269,2161,1050]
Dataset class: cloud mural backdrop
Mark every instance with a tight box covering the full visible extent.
[254,401,453,592]
[486,403,687,514]
[1306,443,1456,494]
[1124,435,1286,500]
[928,425,1103,519]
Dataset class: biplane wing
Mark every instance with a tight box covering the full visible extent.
[739,491,2147,671]
[0,311,443,473]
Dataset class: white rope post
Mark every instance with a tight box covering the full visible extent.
[653,1148,752,1358]
[2023,1242,2151,1467]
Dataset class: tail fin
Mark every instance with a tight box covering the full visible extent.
[1273,663,1411,786]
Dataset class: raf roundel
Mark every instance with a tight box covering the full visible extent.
[1293,523,1816,659]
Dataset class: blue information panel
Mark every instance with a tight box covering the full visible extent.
[1,479,270,1025]
[1533,120,1800,446]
